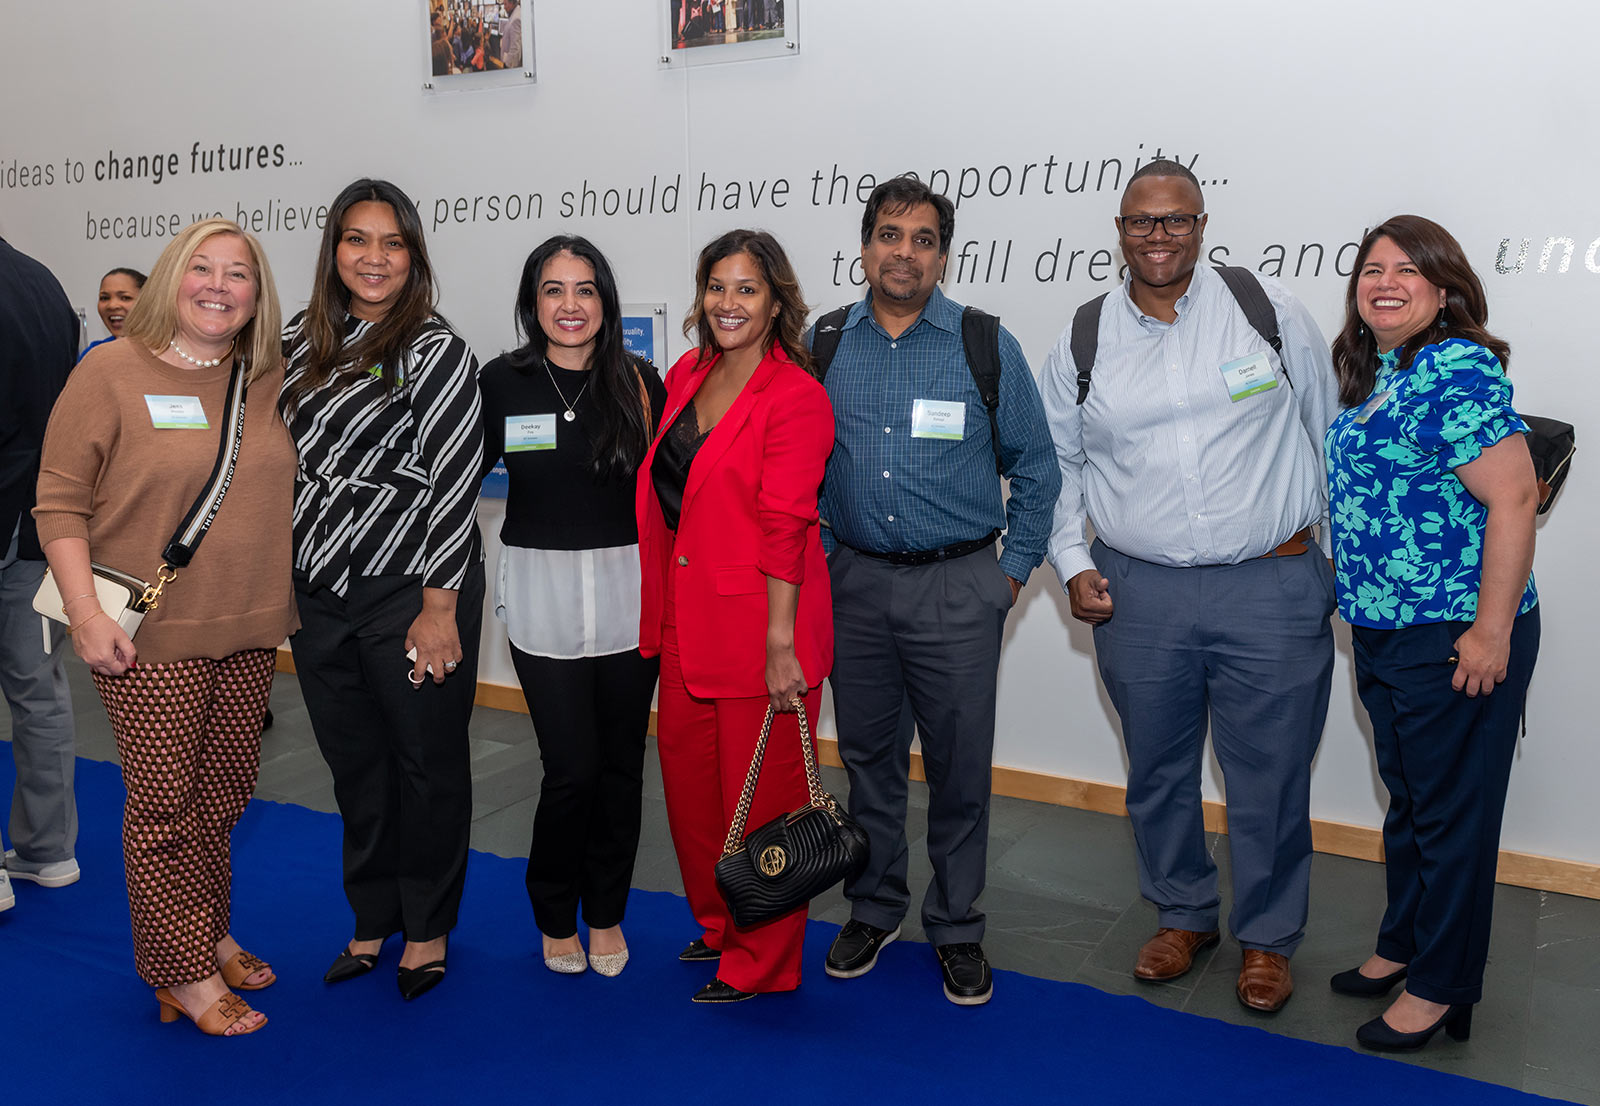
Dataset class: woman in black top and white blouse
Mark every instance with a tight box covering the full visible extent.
[479,235,665,977]
[281,178,484,1001]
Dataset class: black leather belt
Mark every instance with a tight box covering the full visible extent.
[848,530,1000,567]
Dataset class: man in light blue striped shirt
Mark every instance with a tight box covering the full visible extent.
[1040,160,1338,1014]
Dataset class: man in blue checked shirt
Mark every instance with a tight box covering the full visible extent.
[1039,160,1338,1014]
[816,176,1059,1006]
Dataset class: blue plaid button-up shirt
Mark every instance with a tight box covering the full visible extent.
[817,287,1059,583]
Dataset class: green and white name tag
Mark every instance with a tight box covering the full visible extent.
[505,413,557,452]
[911,399,965,440]
[143,395,208,429]
[1218,351,1279,402]
[1353,390,1393,425]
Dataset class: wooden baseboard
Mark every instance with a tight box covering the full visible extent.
[271,653,1600,901]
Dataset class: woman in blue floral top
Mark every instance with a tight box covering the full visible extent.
[1324,215,1540,1053]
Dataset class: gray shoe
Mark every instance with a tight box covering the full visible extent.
[0,869,14,912]
[4,850,80,888]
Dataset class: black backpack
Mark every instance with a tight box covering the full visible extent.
[1068,265,1287,404]
[811,304,1005,474]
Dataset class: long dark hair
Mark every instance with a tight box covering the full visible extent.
[507,235,651,479]
[682,229,812,375]
[1331,215,1509,407]
[281,178,442,416]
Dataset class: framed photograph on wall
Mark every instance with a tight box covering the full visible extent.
[659,0,796,68]
[422,0,536,91]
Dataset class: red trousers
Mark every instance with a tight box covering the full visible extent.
[657,569,816,993]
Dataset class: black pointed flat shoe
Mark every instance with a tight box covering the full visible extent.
[691,978,756,1004]
[324,946,380,984]
[397,958,448,1001]
[1330,963,1407,997]
[679,938,721,962]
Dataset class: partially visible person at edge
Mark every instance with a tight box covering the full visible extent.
[281,178,484,1002]
[817,175,1059,1007]
[479,235,665,979]
[78,266,146,361]
[2,236,81,915]
[1324,215,1540,1053]
[636,229,834,1003]
[35,219,296,1036]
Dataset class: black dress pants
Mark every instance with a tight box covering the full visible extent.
[292,567,484,943]
[509,645,658,938]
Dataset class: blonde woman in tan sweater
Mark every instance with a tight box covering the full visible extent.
[34,219,298,1037]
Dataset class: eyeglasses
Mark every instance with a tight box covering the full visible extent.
[1118,213,1204,237]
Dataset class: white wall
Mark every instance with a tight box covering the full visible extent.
[2,0,1592,865]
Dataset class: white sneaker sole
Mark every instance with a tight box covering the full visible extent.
[824,925,901,979]
[3,850,80,889]
[943,982,993,1005]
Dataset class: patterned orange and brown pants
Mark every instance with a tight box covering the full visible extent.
[92,648,275,987]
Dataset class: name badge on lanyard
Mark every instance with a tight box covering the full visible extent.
[911,399,966,440]
[1353,390,1393,425]
[505,414,557,452]
[144,395,209,429]
[1218,351,1279,402]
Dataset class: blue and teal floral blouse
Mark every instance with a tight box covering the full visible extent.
[1325,338,1537,629]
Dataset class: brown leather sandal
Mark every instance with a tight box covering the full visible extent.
[155,988,267,1036]
[219,949,276,990]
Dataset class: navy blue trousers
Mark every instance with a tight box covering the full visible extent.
[1352,607,1540,1005]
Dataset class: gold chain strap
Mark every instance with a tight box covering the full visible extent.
[719,699,833,858]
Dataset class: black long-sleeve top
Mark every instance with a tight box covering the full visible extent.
[478,353,667,550]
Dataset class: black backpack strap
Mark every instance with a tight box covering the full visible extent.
[1214,265,1290,388]
[960,306,1004,475]
[1069,294,1110,405]
[809,306,852,382]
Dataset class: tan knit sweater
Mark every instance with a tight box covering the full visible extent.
[34,338,298,663]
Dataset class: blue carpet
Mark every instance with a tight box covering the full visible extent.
[0,756,1563,1105]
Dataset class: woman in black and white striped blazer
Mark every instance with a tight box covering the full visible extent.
[280,178,484,1002]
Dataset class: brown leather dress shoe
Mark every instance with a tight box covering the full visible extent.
[1133,927,1220,981]
[1237,949,1294,1012]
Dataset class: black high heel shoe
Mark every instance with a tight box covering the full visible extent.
[1356,1004,1472,1051]
[324,945,380,984]
[397,938,448,1001]
[1329,963,1407,997]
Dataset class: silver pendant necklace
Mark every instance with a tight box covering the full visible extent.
[543,356,591,422]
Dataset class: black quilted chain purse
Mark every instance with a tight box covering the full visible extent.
[713,700,870,928]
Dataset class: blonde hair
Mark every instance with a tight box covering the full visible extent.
[124,218,283,384]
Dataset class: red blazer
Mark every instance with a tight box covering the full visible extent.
[637,345,835,700]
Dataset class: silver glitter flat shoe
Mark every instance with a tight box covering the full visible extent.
[588,948,629,977]
[544,951,588,975]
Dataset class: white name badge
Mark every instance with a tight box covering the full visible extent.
[1218,351,1279,402]
[1353,390,1393,425]
[505,413,557,452]
[144,395,208,429]
[911,399,966,440]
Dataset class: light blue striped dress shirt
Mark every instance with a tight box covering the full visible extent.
[1040,265,1337,584]
[818,287,1060,582]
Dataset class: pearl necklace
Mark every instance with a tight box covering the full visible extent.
[543,356,592,422]
[170,339,233,368]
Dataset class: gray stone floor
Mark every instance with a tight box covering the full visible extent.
[6,661,1597,1103]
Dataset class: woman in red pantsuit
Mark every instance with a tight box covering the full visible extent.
[637,229,834,1003]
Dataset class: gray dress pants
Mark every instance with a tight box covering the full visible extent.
[1,521,77,864]
[828,543,1010,946]
[1091,539,1334,954]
